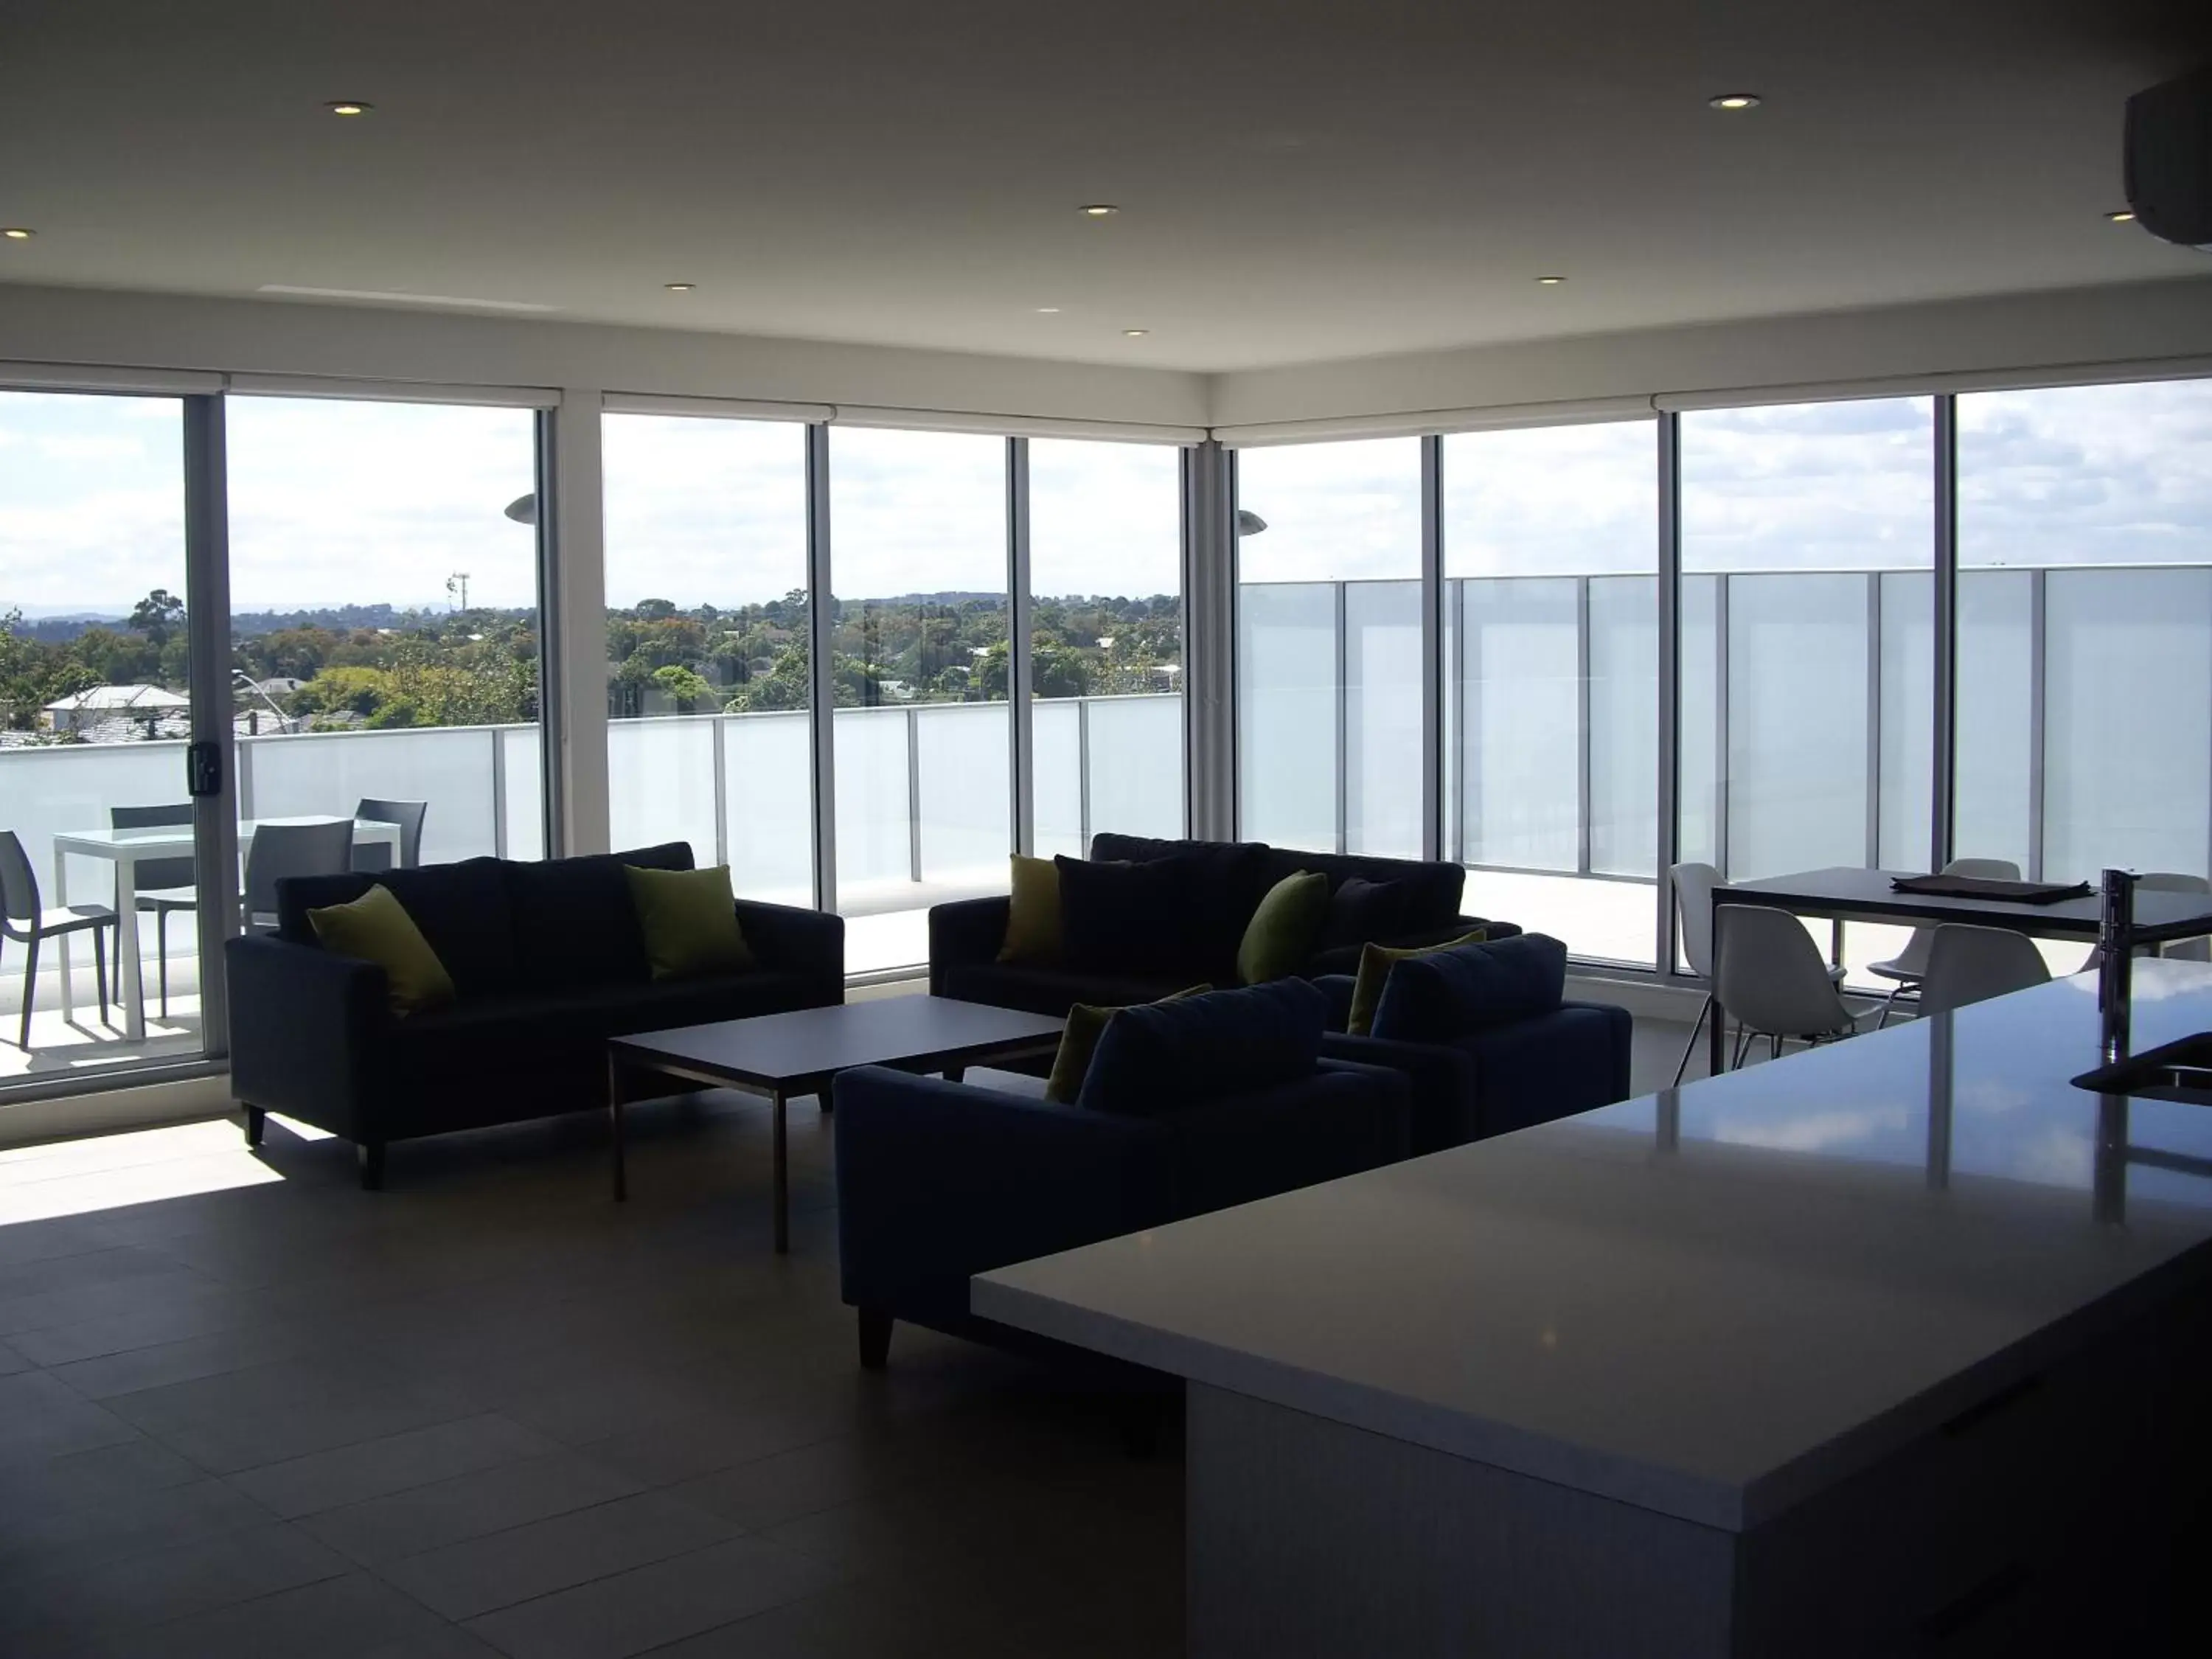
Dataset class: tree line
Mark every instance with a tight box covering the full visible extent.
[1,588,1180,736]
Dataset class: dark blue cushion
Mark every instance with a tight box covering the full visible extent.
[1055,853,1201,977]
[504,841,695,993]
[1078,978,1325,1116]
[1371,933,1568,1044]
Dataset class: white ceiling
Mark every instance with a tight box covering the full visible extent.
[3,0,2208,373]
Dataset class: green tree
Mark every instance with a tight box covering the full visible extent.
[651,664,712,713]
[128,588,186,649]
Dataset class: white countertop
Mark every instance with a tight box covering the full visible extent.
[971,962,2212,1531]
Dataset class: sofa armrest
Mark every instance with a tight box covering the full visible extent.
[1322,1032,1480,1154]
[1461,1002,1635,1138]
[927,896,1012,997]
[832,1065,1169,1324]
[1164,1065,1411,1217]
[734,898,844,990]
[223,935,389,1138]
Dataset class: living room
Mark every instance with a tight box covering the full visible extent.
[5,3,2212,1655]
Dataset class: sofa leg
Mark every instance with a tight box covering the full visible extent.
[943,1065,965,1084]
[858,1309,892,1371]
[242,1105,266,1148]
[356,1141,386,1192]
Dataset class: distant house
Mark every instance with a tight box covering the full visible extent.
[41,684,188,734]
[251,676,306,698]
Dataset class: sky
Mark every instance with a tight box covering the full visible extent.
[1,380,2208,618]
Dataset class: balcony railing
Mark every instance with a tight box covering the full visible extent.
[1,695,1185,1063]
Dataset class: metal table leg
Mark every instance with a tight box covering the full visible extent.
[608,1054,627,1203]
[773,1088,789,1253]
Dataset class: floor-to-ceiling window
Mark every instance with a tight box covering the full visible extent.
[1028,439,1184,856]
[1444,420,1658,964]
[1958,379,2212,902]
[225,395,546,878]
[829,427,1009,973]
[602,414,813,905]
[1234,439,1422,856]
[1,390,197,1082]
[1678,397,1935,981]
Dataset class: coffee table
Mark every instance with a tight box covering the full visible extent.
[607,996,1066,1251]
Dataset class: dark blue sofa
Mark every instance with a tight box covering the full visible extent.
[225,842,844,1188]
[833,980,1411,1371]
[1315,933,1633,1152]
[930,832,1517,1018]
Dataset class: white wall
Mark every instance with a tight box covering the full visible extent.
[1211,276,2212,429]
[0,282,1209,429]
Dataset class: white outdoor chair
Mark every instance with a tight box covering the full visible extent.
[1916,924,2052,1016]
[1713,904,1862,1068]
[1868,858,2021,1026]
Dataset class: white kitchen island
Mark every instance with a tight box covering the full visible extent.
[972,964,2212,1657]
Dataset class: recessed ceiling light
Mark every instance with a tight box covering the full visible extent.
[1081,204,1120,218]
[664,282,695,292]
[1535,275,1566,285]
[1,228,32,241]
[1035,307,1061,314]
[1122,328,1149,337]
[325,100,372,116]
[1708,93,1761,111]
[2104,209,2138,223]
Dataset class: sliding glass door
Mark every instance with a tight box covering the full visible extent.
[1,389,208,1084]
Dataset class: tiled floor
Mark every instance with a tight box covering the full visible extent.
[0,1012,1703,1659]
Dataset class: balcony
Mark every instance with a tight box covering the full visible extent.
[1,694,1185,1083]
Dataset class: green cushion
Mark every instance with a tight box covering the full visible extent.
[625,864,755,981]
[998,854,1062,963]
[1044,984,1210,1105]
[307,883,456,1018]
[1348,928,1487,1036]
[1237,871,1330,985]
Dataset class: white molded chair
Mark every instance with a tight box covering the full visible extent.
[1868,858,2022,1026]
[1670,862,1845,1085]
[1917,924,2052,1016]
[1714,905,1861,1068]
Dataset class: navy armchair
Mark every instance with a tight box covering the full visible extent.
[1315,935,1633,1152]
[835,1029,1410,1370]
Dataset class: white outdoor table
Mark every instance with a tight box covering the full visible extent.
[50,815,401,1040]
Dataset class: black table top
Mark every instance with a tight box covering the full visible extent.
[610,996,1066,1088]
[1714,866,2212,943]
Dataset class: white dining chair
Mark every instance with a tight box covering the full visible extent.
[1868,858,2021,1026]
[1670,862,1846,1084]
[1917,924,2052,1016]
[1714,905,1862,1068]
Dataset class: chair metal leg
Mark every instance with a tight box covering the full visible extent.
[1874,982,1910,1030]
[1731,1026,1755,1071]
[19,931,38,1049]
[156,908,170,1020]
[1770,1032,1783,1062]
[1672,995,1712,1088]
[92,926,110,1027]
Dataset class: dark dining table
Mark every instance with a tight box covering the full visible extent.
[1705,866,2212,1077]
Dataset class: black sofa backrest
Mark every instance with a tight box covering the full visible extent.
[1087,832,1466,933]
[276,841,696,1001]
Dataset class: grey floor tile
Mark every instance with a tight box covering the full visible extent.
[302,1450,648,1565]
[229,1413,555,1518]
[2,1286,276,1367]
[0,1472,274,1579]
[635,1576,1034,1659]
[0,1435,204,1507]
[461,1534,846,1659]
[102,1352,485,1475]
[571,1400,849,1489]
[664,1436,927,1533]
[0,1371,141,1466]
[46,1315,347,1400]
[380,1489,742,1621]
[0,1520,348,1645]
[98,1571,498,1659]
[0,1333,29,1375]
